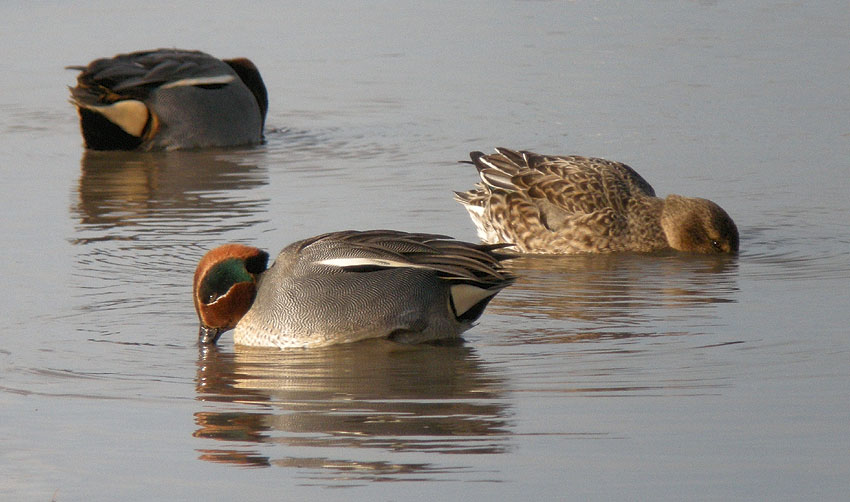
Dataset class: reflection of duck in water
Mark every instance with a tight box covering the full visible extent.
[491,253,739,343]
[68,49,267,150]
[194,341,510,472]
[74,150,267,231]
[193,230,514,348]
[455,148,739,254]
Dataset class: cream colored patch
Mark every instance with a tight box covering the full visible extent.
[80,100,149,137]
[160,75,235,89]
[465,204,485,217]
[463,206,499,244]
[450,283,496,316]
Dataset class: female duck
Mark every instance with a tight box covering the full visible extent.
[193,230,514,348]
[68,48,268,150]
[455,148,739,254]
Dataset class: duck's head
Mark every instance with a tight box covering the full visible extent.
[193,244,269,344]
[661,195,739,254]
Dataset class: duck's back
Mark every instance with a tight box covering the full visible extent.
[72,50,235,99]
[514,152,655,213]
[457,148,667,253]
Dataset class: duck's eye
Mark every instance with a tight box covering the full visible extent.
[711,240,722,251]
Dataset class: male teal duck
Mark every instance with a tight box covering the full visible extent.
[455,148,739,254]
[68,49,268,150]
[193,230,515,348]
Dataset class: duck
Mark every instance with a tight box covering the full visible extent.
[454,147,739,254]
[68,48,268,151]
[193,230,515,348]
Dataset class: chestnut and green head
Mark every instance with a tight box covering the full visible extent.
[192,244,269,344]
[661,195,739,254]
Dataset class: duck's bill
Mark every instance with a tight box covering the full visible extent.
[199,325,224,345]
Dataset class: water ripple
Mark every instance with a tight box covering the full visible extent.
[741,211,850,281]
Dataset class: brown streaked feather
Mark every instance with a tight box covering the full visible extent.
[456,148,668,254]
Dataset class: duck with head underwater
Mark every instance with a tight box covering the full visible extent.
[192,230,515,349]
[68,48,268,150]
[455,148,739,254]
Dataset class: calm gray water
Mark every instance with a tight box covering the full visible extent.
[2,1,849,500]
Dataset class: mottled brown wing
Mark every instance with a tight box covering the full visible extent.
[517,153,655,217]
[481,190,556,252]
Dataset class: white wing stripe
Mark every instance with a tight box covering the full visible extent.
[316,257,428,270]
[160,75,235,89]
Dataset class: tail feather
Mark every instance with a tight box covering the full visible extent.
[449,282,510,322]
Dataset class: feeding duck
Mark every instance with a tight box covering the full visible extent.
[68,48,267,150]
[455,148,739,254]
[193,230,514,348]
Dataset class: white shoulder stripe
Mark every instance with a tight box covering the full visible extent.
[315,257,427,270]
[160,75,235,89]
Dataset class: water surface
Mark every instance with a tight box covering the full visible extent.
[1,1,849,500]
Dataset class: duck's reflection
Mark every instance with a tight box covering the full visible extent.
[492,253,740,343]
[74,149,268,233]
[194,341,511,476]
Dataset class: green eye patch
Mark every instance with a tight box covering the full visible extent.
[199,258,255,304]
